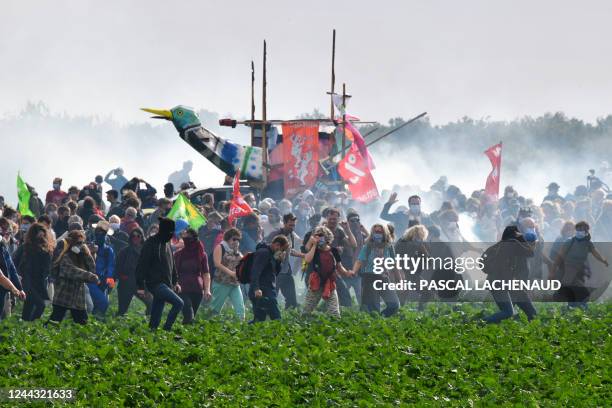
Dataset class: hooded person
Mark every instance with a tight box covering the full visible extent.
[115,226,152,316]
[135,217,184,330]
[87,220,115,318]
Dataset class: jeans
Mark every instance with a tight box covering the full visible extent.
[149,284,184,330]
[343,276,362,305]
[361,274,400,317]
[180,292,203,324]
[249,294,281,322]
[484,290,536,323]
[87,283,109,316]
[210,281,245,320]
[48,304,88,325]
[276,274,298,309]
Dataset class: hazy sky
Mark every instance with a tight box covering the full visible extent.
[2,0,612,125]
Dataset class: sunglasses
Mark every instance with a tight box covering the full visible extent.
[231,237,241,242]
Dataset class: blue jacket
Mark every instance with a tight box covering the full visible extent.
[94,244,115,286]
[0,241,23,295]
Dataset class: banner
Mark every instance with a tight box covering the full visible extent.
[282,122,319,197]
[228,171,253,223]
[337,144,379,203]
[16,173,34,217]
[167,193,207,231]
[484,142,502,199]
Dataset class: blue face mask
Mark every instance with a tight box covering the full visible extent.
[372,233,384,243]
[575,231,587,240]
[523,228,537,242]
[318,237,326,247]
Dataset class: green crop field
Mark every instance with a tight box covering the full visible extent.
[0,303,610,407]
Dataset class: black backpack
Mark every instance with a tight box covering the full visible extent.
[236,242,269,284]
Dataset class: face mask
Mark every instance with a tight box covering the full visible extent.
[523,230,537,242]
[447,223,458,232]
[372,233,384,243]
[71,245,81,254]
[21,224,31,233]
[273,250,285,261]
[110,223,120,231]
[318,237,327,247]
[53,184,61,190]
[409,204,421,214]
[575,231,587,239]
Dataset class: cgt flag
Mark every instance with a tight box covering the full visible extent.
[167,193,207,231]
[17,173,34,217]
[484,142,503,199]
[282,121,319,197]
[337,144,379,203]
[228,171,253,223]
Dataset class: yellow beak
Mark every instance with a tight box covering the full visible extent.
[141,108,173,120]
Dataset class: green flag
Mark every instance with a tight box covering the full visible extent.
[167,193,207,231]
[17,173,34,217]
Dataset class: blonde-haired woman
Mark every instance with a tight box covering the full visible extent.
[351,224,400,317]
[394,224,430,305]
[303,226,353,317]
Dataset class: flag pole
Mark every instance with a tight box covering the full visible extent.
[262,40,268,184]
[250,60,255,147]
[341,83,347,157]
[365,112,428,148]
[330,29,336,121]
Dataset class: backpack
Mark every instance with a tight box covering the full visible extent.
[481,242,502,275]
[235,252,255,284]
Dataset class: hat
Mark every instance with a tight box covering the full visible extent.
[93,220,114,236]
[547,182,560,190]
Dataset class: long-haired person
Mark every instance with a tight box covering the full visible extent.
[302,226,354,318]
[210,228,245,320]
[351,224,400,317]
[13,223,54,320]
[48,230,99,325]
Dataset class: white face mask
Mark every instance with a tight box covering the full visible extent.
[110,223,120,231]
[71,245,81,254]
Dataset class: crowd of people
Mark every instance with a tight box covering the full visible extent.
[0,167,610,330]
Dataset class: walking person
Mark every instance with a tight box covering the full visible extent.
[47,230,99,325]
[210,228,246,320]
[136,217,184,330]
[174,228,211,324]
[249,235,290,322]
[482,226,537,323]
[115,227,152,316]
[13,223,53,321]
[302,226,354,318]
[351,224,400,317]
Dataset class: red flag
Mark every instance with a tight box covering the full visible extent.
[228,171,253,223]
[484,142,502,199]
[338,144,379,203]
[282,122,320,197]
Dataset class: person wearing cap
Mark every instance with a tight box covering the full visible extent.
[86,220,115,318]
[265,213,303,309]
[543,182,565,204]
[136,217,184,330]
[45,177,68,207]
